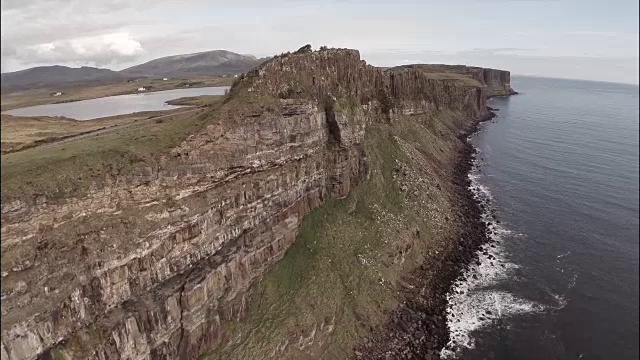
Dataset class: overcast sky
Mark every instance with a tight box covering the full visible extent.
[1,0,638,84]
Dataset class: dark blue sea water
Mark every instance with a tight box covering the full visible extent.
[442,76,639,360]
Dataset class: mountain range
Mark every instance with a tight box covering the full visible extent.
[0,50,265,91]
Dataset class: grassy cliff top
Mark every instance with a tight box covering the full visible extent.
[386,65,483,88]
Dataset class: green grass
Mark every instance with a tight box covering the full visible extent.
[166,95,225,107]
[386,65,483,88]
[421,72,482,87]
[205,119,445,359]
[1,98,224,202]
[201,100,474,359]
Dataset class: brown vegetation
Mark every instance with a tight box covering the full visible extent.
[0,77,233,111]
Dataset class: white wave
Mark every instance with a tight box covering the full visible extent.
[547,272,577,310]
[567,273,578,288]
[440,151,550,359]
[469,183,494,201]
[547,288,568,310]
[439,233,543,359]
[442,289,546,359]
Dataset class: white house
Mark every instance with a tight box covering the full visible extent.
[138,87,147,92]
[52,92,62,97]
[163,78,168,81]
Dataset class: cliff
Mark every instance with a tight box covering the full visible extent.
[397,64,518,97]
[0,47,514,360]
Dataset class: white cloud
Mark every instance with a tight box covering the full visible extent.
[103,33,143,56]
[14,32,144,69]
[33,43,55,54]
[67,32,143,58]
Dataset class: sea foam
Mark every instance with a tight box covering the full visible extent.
[440,143,550,359]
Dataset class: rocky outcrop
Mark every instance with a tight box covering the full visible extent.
[0,48,515,360]
[475,67,518,97]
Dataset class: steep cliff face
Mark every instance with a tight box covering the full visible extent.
[0,48,514,360]
[395,64,517,97]
[477,67,517,97]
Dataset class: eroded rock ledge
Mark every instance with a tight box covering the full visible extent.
[1,47,514,360]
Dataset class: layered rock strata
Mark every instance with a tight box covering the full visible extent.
[394,63,518,97]
[1,48,514,360]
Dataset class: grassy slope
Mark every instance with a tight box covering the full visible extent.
[207,109,463,359]
[0,110,186,153]
[165,95,224,107]
[0,97,224,202]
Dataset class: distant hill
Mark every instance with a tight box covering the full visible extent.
[0,65,126,92]
[119,50,265,77]
[0,50,265,92]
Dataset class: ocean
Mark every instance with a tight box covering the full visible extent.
[441,76,639,360]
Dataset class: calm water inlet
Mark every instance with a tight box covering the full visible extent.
[3,86,229,120]
[443,77,639,360]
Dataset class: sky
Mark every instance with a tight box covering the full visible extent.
[1,0,638,84]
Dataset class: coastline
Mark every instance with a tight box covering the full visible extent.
[354,108,500,359]
[441,79,640,359]
[0,47,518,360]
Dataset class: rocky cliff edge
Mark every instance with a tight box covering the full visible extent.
[1,47,514,360]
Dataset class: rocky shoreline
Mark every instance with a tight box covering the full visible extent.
[354,109,499,360]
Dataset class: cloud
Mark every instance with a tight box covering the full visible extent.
[463,48,536,56]
[0,0,164,71]
[2,32,144,71]
[69,33,143,58]
[1,0,638,84]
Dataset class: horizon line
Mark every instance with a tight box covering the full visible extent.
[2,60,638,87]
